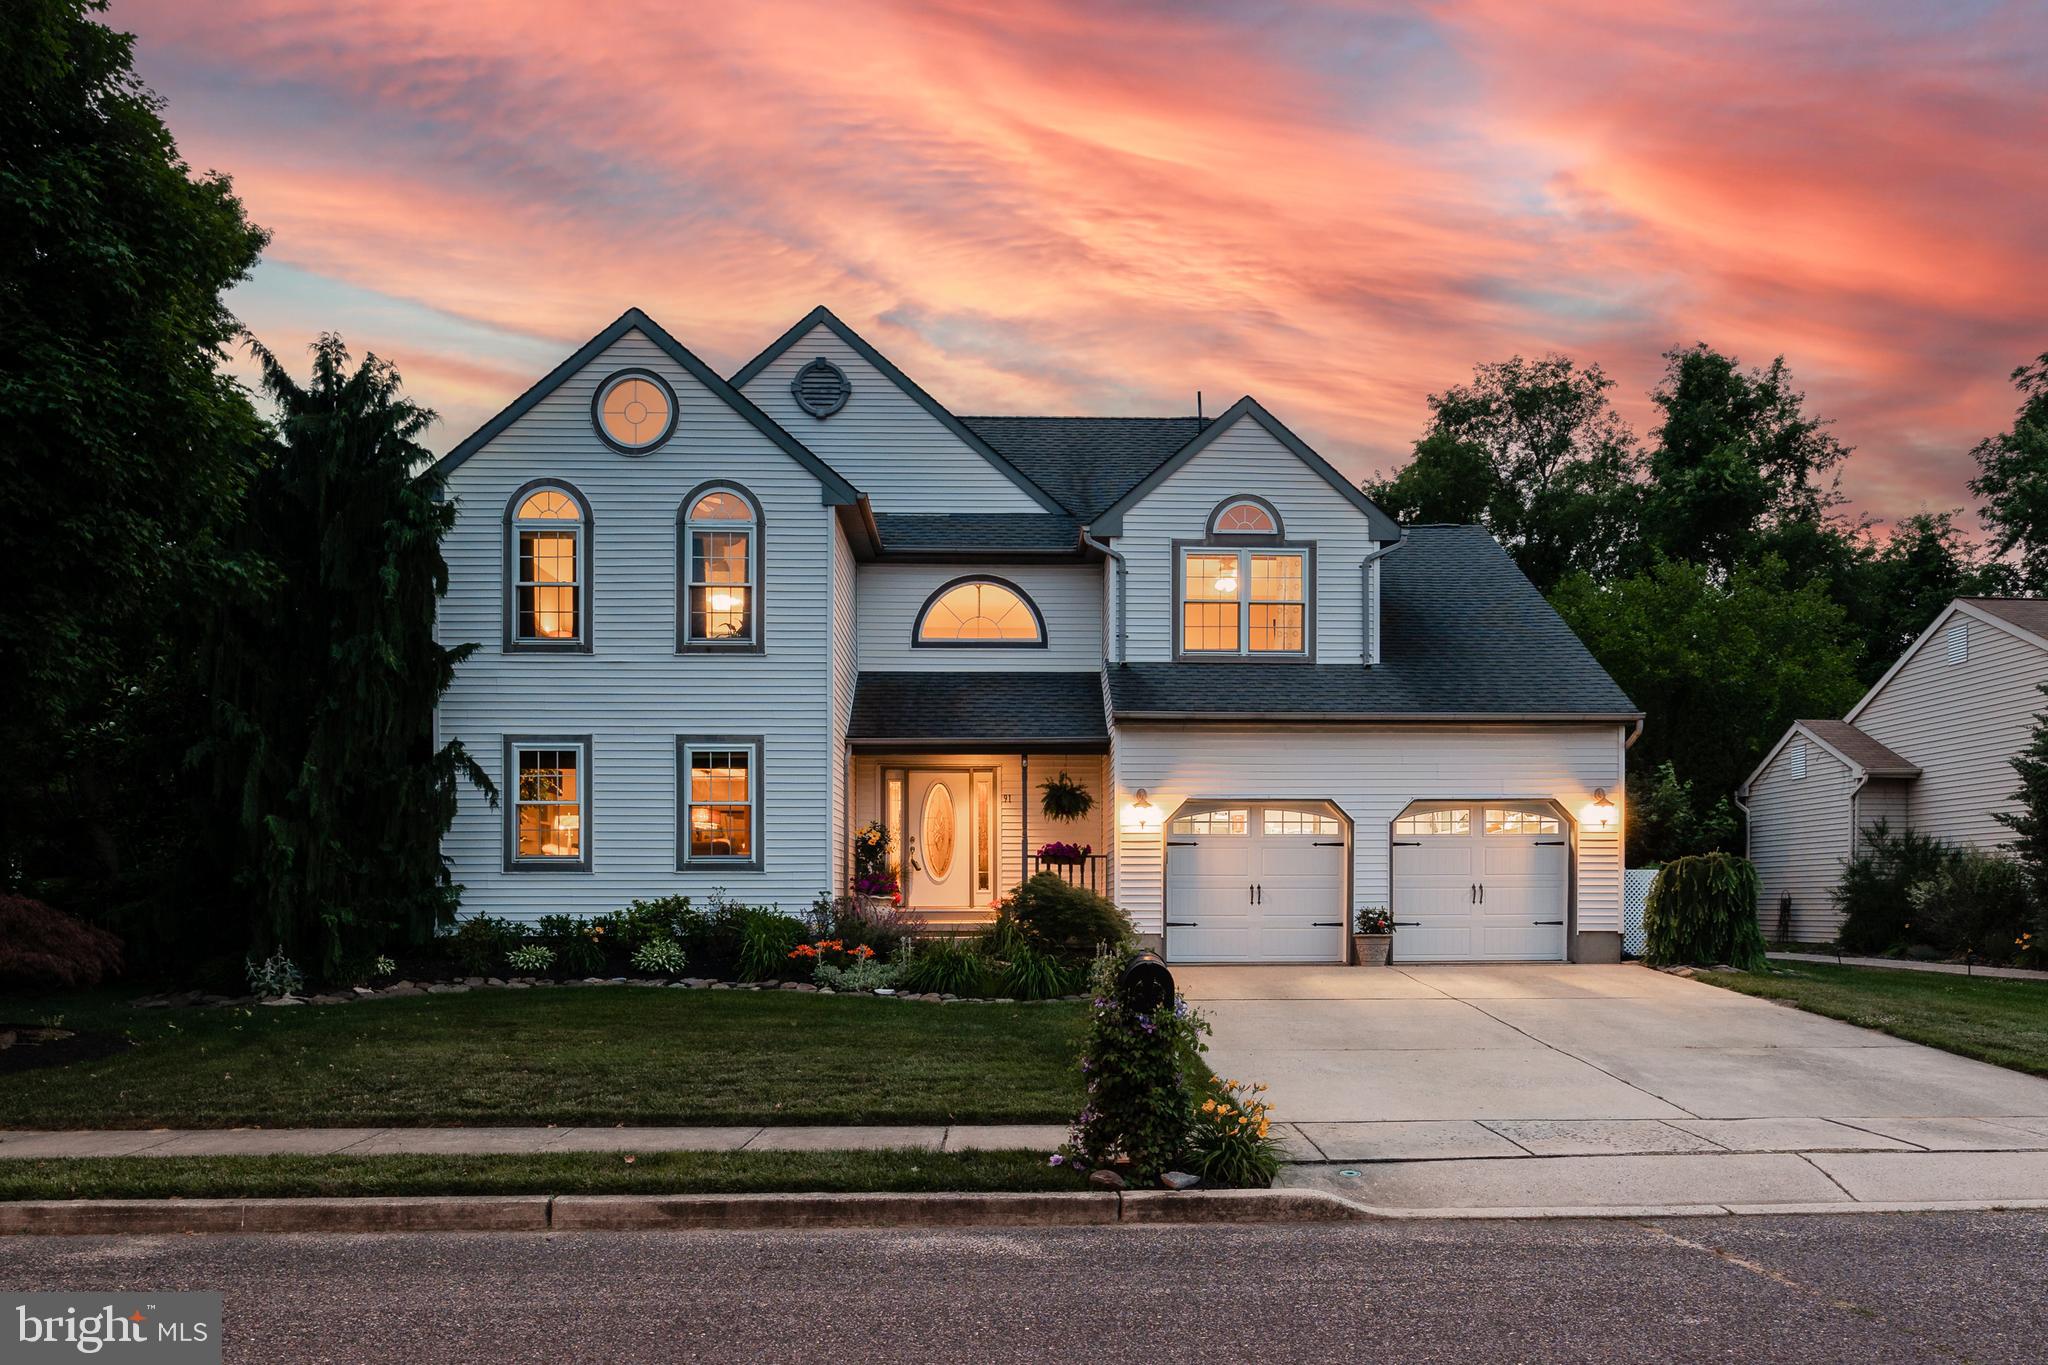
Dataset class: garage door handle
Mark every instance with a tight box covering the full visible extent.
[1392,921,1420,927]
[1168,840,1198,847]
[1166,920,1199,927]
[1311,921,1342,927]
[1313,840,1344,847]
[1535,840,1566,846]
[1532,919,1564,926]
[1392,840,1421,847]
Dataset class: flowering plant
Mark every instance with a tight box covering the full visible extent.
[1035,841,1092,865]
[851,822,899,899]
[1354,906,1393,934]
[1189,1075,1284,1188]
[1056,948,1211,1180]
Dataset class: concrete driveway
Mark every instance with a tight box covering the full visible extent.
[1180,963,2048,1209]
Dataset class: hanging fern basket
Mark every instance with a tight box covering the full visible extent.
[1039,770,1095,823]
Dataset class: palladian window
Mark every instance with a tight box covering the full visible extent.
[508,484,587,648]
[683,487,758,647]
[915,577,1045,646]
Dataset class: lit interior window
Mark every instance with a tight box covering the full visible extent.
[596,373,672,450]
[514,746,583,860]
[687,490,755,643]
[513,488,582,642]
[1182,549,1304,654]
[917,580,1042,643]
[1214,499,1277,534]
[1394,808,1470,837]
[687,746,754,860]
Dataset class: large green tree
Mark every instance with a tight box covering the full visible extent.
[1638,344,1852,576]
[0,0,266,902]
[197,337,492,978]
[1549,557,1865,819]
[1968,353,2048,593]
[1366,354,1641,592]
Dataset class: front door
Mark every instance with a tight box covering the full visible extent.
[904,770,989,910]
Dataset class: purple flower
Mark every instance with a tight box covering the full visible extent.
[1049,1153,1063,1166]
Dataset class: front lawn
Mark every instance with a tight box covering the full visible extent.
[1703,963,2048,1077]
[0,1149,1077,1201]
[0,988,1087,1129]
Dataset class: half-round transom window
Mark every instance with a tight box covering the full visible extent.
[791,356,851,418]
[594,371,676,452]
[1211,497,1279,535]
[518,489,582,521]
[915,578,1044,645]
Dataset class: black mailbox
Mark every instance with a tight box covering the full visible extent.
[1117,950,1174,1013]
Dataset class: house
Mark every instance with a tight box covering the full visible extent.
[432,306,1642,964]
[1740,598,2048,941]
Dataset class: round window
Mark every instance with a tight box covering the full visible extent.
[594,371,676,452]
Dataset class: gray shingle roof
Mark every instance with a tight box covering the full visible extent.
[872,512,1079,553]
[849,671,1108,745]
[1106,525,1640,719]
[1962,597,2048,642]
[1797,720,1920,777]
[958,416,1206,521]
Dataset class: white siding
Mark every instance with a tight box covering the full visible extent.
[1112,418,1377,664]
[855,562,1103,670]
[1853,611,2048,852]
[438,328,836,921]
[850,753,1110,901]
[738,324,1043,514]
[829,520,859,890]
[1746,733,1854,942]
[1108,723,1627,947]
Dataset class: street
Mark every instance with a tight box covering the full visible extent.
[4,1212,2043,1362]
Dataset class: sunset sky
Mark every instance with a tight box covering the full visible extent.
[114,0,2047,527]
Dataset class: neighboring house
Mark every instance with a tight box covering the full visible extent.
[1740,598,2048,941]
[432,306,1642,964]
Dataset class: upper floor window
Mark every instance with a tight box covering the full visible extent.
[915,576,1046,646]
[682,485,759,649]
[593,370,676,453]
[1179,547,1309,656]
[507,482,589,650]
[1208,496,1283,538]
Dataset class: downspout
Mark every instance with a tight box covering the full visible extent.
[1358,535,1407,665]
[1080,528,1128,665]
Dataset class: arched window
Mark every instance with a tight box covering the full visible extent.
[681,484,760,649]
[507,482,589,650]
[1207,495,1282,537]
[592,370,676,452]
[914,576,1046,646]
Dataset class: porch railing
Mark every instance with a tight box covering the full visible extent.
[1028,853,1111,894]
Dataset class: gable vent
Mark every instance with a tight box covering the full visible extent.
[791,356,851,418]
[1945,620,1969,664]
[1787,740,1806,779]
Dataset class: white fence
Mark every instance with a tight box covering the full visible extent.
[1623,867,1659,958]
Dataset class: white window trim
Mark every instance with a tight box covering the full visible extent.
[678,736,764,872]
[1174,543,1313,660]
[504,736,592,872]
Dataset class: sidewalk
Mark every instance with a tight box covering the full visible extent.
[1768,951,2048,982]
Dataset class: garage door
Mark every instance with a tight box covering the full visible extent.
[1391,802,1568,962]
[1164,803,1348,963]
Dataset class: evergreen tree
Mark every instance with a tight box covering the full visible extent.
[198,336,492,977]
[1998,685,2048,920]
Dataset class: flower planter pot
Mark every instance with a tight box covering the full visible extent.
[1352,933,1392,967]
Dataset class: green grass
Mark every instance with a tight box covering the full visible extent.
[1704,963,2048,1077]
[0,1149,1081,1201]
[0,987,1087,1129]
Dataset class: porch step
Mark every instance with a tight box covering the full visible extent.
[904,910,999,937]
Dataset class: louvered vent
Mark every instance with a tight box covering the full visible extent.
[1945,621,1968,664]
[790,356,850,418]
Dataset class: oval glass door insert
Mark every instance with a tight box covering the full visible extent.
[922,783,956,881]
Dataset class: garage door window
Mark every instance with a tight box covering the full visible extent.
[1264,809,1339,836]
[1484,808,1561,835]
[1170,807,1247,836]
[1394,808,1469,836]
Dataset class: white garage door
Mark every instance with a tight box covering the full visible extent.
[1165,803,1348,963]
[1391,802,1569,962]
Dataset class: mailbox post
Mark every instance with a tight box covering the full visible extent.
[1116,949,1174,1013]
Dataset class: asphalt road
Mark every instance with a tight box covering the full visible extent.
[5,1212,2044,1363]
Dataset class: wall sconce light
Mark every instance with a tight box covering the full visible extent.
[1125,788,1163,831]
[1583,787,1616,831]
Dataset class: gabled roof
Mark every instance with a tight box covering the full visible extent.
[435,309,859,504]
[1106,525,1638,721]
[1846,596,2048,724]
[958,416,1207,521]
[1084,396,1402,541]
[848,671,1108,748]
[1740,718,1921,796]
[729,306,1067,515]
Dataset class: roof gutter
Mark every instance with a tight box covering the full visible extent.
[1112,710,1648,725]
[1081,527,1128,665]
[1359,535,1406,665]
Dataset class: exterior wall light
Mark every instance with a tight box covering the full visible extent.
[1125,788,1163,831]
[1582,787,1616,831]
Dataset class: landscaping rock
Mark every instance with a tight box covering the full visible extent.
[487,978,506,987]
[381,985,423,997]
[259,996,304,1007]
[352,987,376,996]
[1161,1172,1200,1191]
[1088,1169,1127,1191]
[462,976,486,987]
[780,982,816,992]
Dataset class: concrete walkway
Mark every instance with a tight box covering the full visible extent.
[0,1124,1071,1159]
[1768,951,2048,982]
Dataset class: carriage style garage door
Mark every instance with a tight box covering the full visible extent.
[1164,802,1348,963]
[1391,801,1569,962]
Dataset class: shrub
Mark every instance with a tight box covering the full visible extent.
[604,896,704,951]
[449,915,523,976]
[371,955,397,979]
[898,938,996,996]
[821,894,914,954]
[1059,947,1211,1181]
[533,914,607,975]
[1909,849,2034,962]
[1644,853,1767,969]
[1188,1075,1284,1188]
[629,937,688,976]
[505,943,557,974]
[734,909,808,981]
[1004,874,1133,960]
[245,950,305,999]
[1835,824,1961,953]
[814,955,903,992]
[0,895,124,988]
